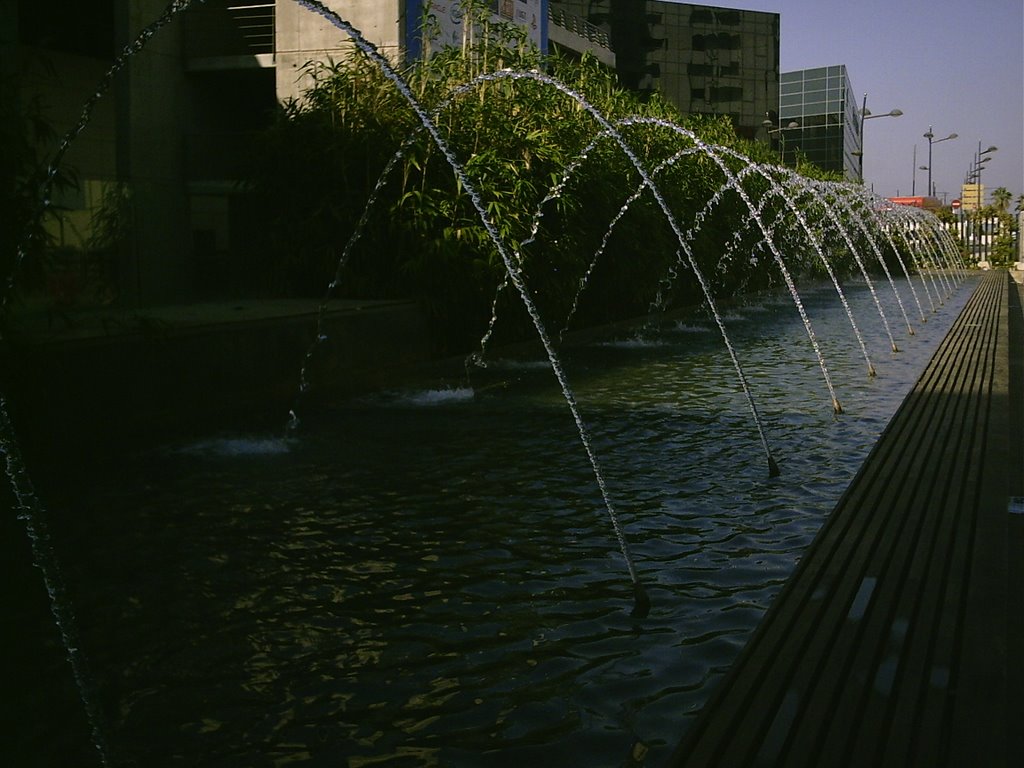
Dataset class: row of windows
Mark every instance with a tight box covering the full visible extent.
[782,94,847,110]
[785,126,845,140]
[691,85,745,102]
[656,16,776,31]
[780,65,847,82]
[692,33,742,51]
[688,62,741,77]
[777,112,845,127]
[782,79,847,96]
[657,47,773,65]
[690,9,743,25]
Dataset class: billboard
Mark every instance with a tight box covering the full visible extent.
[405,1,548,60]
[887,196,944,210]
[961,183,983,211]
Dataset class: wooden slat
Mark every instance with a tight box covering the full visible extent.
[669,271,1015,767]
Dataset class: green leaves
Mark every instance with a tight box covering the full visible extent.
[244,36,886,352]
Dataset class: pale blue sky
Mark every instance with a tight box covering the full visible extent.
[666,0,1023,202]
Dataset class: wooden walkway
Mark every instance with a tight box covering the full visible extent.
[670,270,1023,767]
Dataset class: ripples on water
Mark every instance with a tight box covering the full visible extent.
[41,279,973,767]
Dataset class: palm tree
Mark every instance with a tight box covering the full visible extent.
[991,186,1012,213]
[1015,194,1024,213]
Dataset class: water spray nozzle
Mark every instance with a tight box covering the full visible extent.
[631,583,651,619]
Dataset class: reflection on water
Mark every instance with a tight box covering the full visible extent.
[41,279,972,766]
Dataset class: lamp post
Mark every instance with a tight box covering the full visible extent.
[762,116,799,164]
[911,145,929,195]
[963,143,997,263]
[923,125,957,198]
[970,143,998,206]
[857,93,903,182]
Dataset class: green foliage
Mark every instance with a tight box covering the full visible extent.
[245,27,884,353]
[0,64,78,310]
[991,187,1012,213]
[976,207,1018,265]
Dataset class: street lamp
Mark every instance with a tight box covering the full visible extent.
[857,94,903,182]
[923,125,957,198]
[967,143,998,207]
[762,116,800,164]
[911,144,929,195]
[962,144,997,263]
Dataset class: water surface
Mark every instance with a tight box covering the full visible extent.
[39,277,973,766]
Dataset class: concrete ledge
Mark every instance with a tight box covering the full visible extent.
[3,298,430,452]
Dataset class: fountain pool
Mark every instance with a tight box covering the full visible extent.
[22,276,973,767]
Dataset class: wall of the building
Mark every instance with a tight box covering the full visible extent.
[116,0,193,304]
[11,1,420,307]
[275,0,405,103]
[779,65,861,178]
[11,0,193,305]
[16,49,119,251]
[547,4,615,67]
[550,1,780,139]
[654,3,779,139]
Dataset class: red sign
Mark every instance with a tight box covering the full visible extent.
[951,199,962,209]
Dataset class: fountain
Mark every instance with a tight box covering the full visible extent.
[1,2,972,766]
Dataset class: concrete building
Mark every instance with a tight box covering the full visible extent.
[10,1,565,304]
[8,1,421,304]
[10,1,778,305]
[549,1,780,139]
[777,64,862,179]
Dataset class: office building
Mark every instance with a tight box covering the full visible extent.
[549,1,780,139]
[778,65,862,179]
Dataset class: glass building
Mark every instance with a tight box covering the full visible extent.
[778,65,862,179]
[549,1,780,140]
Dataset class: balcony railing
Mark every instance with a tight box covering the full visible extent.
[549,8,613,51]
[185,0,275,61]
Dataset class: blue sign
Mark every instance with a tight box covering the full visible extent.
[405,1,548,61]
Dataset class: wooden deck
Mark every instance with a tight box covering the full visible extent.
[670,270,1023,767]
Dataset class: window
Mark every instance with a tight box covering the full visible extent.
[710,85,744,102]
[692,33,741,51]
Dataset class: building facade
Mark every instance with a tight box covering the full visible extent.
[777,65,862,179]
[550,1,780,139]
[9,1,426,304]
[11,1,778,305]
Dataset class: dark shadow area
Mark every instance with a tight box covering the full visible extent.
[0,479,101,767]
[668,272,1019,767]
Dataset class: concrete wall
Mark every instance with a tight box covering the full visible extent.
[16,49,119,251]
[275,0,406,103]
[116,0,192,305]
[6,300,431,455]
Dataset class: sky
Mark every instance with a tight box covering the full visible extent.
[665,0,1023,203]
